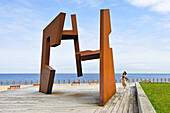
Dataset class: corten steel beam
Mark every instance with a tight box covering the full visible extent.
[99,9,116,105]
[78,50,100,61]
[62,15,82,77]
[40,13,65,94]
[78,9,116,106]
[40,13,82,94]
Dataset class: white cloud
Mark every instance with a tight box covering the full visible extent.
[71,0,102,8]
[125,0,170,13]
[110,13,170,73]
[150,0,170,13]
[110,3,118,6]
[86,0,101,7]
[164,23,170,29]
[0,1,45,73]
[125,0,161,7]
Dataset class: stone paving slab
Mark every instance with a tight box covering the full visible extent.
[0,83,138,113]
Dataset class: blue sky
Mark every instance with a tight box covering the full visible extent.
[0,0,170,73]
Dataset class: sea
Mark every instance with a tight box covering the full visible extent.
[0,73,169,85]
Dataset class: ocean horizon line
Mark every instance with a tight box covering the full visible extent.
[0,73,170,74]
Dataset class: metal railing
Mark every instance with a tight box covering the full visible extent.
[0,78,169,86]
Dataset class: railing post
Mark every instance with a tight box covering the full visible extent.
[164,78,166,83]
[25,80,27,85]
[128,79,130,83]
[83,79,85,83]
[1,80,3,85]
[88,79,90,83]
[20,80,21,85]
[14,80,15,85]
[73,79,75,82]
[7,80,9,85]
[153,78,155,83]
[78,79,80,83]
[115,79,117,83]
[37,80,38,84]
[149,78,151,82]
[157,78,159,83]
[136,78,138,82]
[132,78,134,82]
[161,78,162,83]
[58,80,60,84]
[63,79,65,84]
[31,80,33,84]
[68,79,70,84]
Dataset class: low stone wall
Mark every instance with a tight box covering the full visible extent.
[135,82,156,113]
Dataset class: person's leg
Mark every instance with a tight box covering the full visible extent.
[123,83,125,89]
[122,82,124,88]
[125,82,127,88]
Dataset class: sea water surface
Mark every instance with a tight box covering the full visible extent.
[0,73,170,80]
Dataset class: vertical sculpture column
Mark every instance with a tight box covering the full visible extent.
[39,13,66,94]
[99,9,116,105]
[39,35,55,94]
[40,12,82,94]
[62,15,82,77]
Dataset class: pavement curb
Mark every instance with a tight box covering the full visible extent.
[135,82,156,113]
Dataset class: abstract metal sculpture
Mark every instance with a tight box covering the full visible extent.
[39,9,116,106]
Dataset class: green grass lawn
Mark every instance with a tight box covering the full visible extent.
[140,83,170,113]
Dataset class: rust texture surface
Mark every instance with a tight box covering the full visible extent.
[99,9,116,105]
[39,9,116,105]
[40,13,82,94]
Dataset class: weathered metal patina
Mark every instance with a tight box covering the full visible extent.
[39,9,116,106]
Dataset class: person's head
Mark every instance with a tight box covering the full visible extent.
[122,71,127,75]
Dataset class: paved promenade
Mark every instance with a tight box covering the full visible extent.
[0,83,138,113]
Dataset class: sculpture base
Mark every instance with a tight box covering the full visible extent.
[39,66,55,94]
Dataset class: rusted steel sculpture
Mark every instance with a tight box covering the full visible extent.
[40,9,116,106]
[40,13,82,94]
